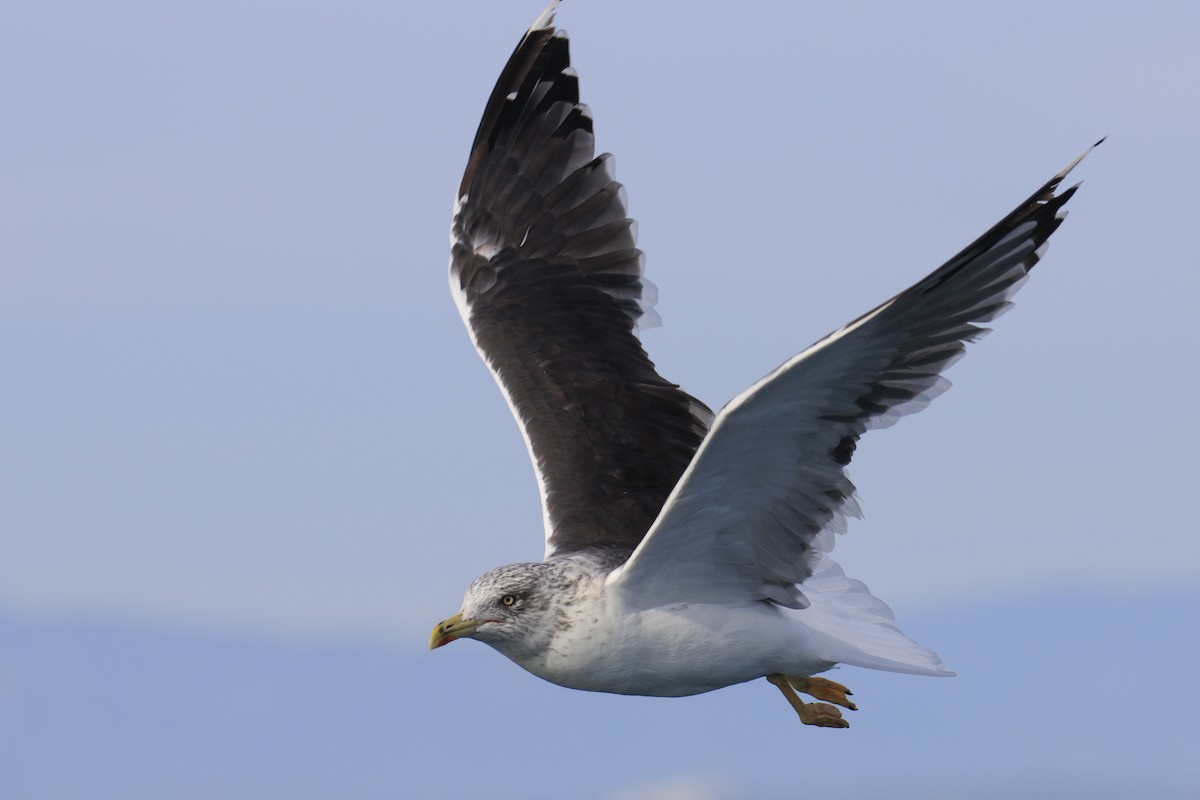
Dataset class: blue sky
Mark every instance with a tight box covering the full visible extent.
[3,1,1198,797]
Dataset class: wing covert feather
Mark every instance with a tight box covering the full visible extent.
[609,143,1099,609]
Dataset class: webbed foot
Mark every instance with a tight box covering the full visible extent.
[787,675,857,710]
[766,673,851,728]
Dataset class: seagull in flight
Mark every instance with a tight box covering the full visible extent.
[430,1,1098,728]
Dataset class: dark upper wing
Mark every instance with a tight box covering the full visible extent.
[609,142,1100,609]
[450,2,711,558]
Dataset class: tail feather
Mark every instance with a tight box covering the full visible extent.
[796,557,954,677]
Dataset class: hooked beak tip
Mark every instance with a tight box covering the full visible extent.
[429,611,476,650]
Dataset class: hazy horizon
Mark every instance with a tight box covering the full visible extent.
[3,0,1197,797]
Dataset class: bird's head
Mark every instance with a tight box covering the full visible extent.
[429,562,557,659]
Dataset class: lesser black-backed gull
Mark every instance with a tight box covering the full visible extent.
[429,1,1098,728]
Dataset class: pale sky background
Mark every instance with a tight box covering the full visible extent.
[3,1,1198,798]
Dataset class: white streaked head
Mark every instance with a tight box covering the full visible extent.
[429,561,569,661]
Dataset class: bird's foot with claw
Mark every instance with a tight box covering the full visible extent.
[767,673,851,728]
[787,675,857,710]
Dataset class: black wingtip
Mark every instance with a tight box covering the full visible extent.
[1054,139,1103,183]
[532,0,561,31]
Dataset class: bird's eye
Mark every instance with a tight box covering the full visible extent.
[500,594,517,607]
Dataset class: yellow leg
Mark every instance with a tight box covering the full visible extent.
[766,673,849,728]
[787,675,857,710]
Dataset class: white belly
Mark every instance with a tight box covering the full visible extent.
[511,599,833,697]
